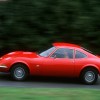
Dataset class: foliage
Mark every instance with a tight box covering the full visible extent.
[0,0,100,55]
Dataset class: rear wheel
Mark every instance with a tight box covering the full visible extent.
[80,68,98,85]
[10,64,29,81]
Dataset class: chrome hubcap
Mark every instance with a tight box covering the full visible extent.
[85,71,95,83]
[14,67,25,79]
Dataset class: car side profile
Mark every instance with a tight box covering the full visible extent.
[0,42,100,85]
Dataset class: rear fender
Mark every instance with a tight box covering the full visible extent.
[81,64,100,74]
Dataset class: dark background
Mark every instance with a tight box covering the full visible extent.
[0,0,100,56]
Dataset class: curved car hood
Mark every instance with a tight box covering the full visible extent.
[1,51,39,58]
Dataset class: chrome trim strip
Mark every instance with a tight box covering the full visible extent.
[0,66,7,68]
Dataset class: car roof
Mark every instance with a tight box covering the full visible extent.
[53,42,81,48]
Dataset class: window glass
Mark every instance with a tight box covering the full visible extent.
[75,50,87,58]
[51,48,73,59]
[39,47,55,57]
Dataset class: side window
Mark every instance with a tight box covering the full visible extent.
[75,50,87,58]
[51,48,73,59]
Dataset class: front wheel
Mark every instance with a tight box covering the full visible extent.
[80,68,98,85]
[10,64,29,81]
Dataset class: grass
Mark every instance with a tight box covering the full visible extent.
[0,87,100,100]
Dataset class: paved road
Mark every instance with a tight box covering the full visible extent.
[0,73,100,89]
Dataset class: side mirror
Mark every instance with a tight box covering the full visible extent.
[53,55,56,59]
[51,55,56,59]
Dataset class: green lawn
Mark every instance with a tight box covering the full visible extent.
[0,87,100,100]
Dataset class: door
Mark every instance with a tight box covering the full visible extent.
[38,48,75,77]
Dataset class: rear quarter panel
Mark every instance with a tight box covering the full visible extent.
[74,48,100,77]
[74,57,100,77]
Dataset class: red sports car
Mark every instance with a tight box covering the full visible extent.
[0,42,100,84]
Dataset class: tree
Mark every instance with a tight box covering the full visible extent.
[0,0,100,55]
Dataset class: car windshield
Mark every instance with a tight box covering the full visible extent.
[39,47,56,57]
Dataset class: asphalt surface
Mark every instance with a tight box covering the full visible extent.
[0,73,100,89]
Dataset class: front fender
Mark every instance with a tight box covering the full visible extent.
[9,58,31,71]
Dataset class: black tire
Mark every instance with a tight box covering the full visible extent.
[10,63,29,81]
[80,68,98,85]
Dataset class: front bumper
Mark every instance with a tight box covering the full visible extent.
[0,66,7,68]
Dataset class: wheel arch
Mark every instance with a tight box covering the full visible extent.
[9,62,30,74]
[80,65,100,77]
